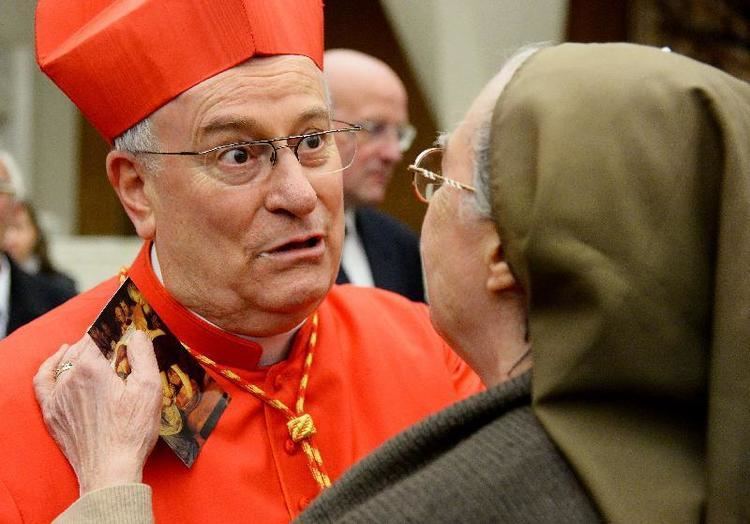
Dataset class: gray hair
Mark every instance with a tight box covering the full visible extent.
[113,117,161,172]
[472,45,546,218]
[472,120,493,217]
[0,150,26,200]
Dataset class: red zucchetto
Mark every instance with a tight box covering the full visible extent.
[35,0,324,142]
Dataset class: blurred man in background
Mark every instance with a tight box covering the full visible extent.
[325,49,425,302]
[0,151,74,338]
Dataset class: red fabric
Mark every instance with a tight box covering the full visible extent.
[0,243,481,523]
[35,0,324,142]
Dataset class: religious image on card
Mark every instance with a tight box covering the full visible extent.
[87,278,231,467]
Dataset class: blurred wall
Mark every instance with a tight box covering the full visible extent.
[382,0,568,129]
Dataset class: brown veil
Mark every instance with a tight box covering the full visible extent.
[489,43,750,522]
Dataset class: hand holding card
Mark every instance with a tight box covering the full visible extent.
[87,278,231,467]
[33,331,163,495]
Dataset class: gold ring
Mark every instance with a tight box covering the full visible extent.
[53,361,74,380]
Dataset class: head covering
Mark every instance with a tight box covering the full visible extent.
[489,43,750,522]
[35,0,324,142]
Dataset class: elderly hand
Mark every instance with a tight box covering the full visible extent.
[33,330,162,495]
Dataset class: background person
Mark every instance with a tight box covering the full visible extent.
[301,42,750,522]
[0,2,481,523]
[4,199,78,295]
[325,49,424,302]
[0,151,74,338]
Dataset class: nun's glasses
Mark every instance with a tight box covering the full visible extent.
[408,147,476,203]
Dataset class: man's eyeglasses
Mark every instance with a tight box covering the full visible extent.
[129,121,362,186]
[357,120,416,152]
[408,147,476,203]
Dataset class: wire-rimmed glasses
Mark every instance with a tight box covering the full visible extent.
[408,147,476,202]
[357,120,416,152]
[129,120,362,186]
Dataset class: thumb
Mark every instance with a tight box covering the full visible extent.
[124,330,159,385]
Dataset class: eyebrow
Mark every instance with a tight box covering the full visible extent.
[198,117,261,143]
[198,107,332,143]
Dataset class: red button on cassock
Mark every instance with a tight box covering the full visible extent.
[284,439,297,455]
[298,496,312,510]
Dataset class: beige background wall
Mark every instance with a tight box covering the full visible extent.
[382,0,567,130]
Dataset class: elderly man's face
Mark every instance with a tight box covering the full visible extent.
[332,69,408,208]
[143,56,343,336]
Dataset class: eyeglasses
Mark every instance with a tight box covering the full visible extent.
[357,120,416,152]
[408,147,476,203]
[130,121,362,186]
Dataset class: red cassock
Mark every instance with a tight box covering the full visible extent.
[0,242,481,523]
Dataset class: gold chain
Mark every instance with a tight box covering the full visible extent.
[184,313,331,490]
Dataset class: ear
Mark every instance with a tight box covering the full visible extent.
[483,230,517,293]
[106,150,156,239]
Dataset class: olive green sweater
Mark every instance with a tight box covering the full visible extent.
[297,373,600,523]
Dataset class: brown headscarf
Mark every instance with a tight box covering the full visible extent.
[489,43,750,522]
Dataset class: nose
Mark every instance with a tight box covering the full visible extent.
[269,142,300,166]
[379,134,402,165]
[264,148,317,217]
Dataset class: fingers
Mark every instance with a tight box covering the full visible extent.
[74,334,110,370]
[125,330,159,386]
[33,343,70,405]
[59,335,88,365]
[34,334,110,407]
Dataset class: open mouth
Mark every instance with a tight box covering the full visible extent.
[261,235,324,257]
[273,236,321,253]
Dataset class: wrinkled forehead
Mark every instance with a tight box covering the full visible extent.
[152,55,329,142]
[178,55,326,103]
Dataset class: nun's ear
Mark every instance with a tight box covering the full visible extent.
[484,233,517,293]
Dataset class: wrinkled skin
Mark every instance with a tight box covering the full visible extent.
[33,331,162,495]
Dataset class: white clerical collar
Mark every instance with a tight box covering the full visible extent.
[0,254,10,338]
[150,244,300,366]
[341,208,375,287]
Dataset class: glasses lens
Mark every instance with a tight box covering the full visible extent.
[359,121,416,153]
[413,148,443,202]
[205,143,273,185]
[398,124,416,152]
[202,122,360,185]
[330,124,359,173]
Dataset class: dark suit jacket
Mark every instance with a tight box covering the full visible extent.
[336,208,425,302]
[6,256,76,336]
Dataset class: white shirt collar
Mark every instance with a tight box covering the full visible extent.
[340,208,375,287]
[150,244,300,366]
[0,255,12,338]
